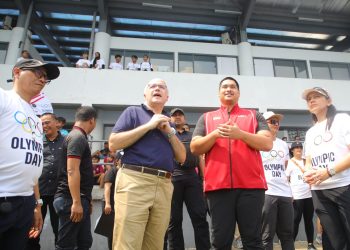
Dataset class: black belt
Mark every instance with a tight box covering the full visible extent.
[122,164,172,179]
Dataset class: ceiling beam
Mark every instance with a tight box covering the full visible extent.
[13,0,71,66]
[240,0,256,29]
[330,36,350,52]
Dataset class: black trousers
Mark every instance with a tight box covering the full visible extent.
[26,195,59,250]
[206,189,265,250]
[261,195,295,250]
[167,176,210,250]
[312,185,350,250]
[0,195,35,250]
[292,198,314,243]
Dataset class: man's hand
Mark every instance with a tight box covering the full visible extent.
[148,114,170,130]
[104,203,112,215]
[70,201,83,222]
[28,207,43,238]
[217,120,242,139]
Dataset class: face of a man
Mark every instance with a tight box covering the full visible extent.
[132,57,137,63]
[14,67,48,99]
[144,79,169,106]
[116,56,121,63]
[41,114,58,138]
[219,79,240,106]
[171,111,185,128]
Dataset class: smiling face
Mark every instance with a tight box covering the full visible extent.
[306,92,331,118]
[41,114,59,138]
[219,79,240,106]
[144,79,169,107]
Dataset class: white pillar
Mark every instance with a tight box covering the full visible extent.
[90,108,104,153]
[93,32,111,67]
[5,27,25,64]
[237,42,254,76]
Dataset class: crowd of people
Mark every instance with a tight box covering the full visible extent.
[75,51,154,71]
[1,58,350,250]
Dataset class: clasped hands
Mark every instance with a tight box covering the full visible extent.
[217,120,241,139]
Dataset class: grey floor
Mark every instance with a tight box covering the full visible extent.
[40,188,310,250]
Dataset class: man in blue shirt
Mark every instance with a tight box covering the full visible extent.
[109,78,186,250]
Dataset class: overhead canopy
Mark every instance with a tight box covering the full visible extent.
[0,0,349,66]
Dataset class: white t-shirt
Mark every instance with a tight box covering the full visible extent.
[127,62,140,71]
[285,158,312,199]
[304,113,350,190]
[30,92,53,116]
[140,62,152,71]
[91,59,105,69]
[109,62,123,70]
[0,89,44,197]
[261,138,292,197]
[76,58,91,68]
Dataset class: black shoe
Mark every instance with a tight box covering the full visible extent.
[308,243,317,250]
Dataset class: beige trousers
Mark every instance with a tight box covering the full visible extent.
[112,168,173,250]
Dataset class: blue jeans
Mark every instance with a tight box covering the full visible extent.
[53,196,92,250]
[0,195,35,250]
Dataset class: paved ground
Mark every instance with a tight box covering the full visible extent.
[39,186,322,249]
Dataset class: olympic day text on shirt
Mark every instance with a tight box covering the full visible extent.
[261,138,292,197]
[3,91,44,168]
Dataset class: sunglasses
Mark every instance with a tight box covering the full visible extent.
[268,120,280,126]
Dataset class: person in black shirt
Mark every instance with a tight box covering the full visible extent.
[26,113,65,250]
[53,106,97,250]
[167,108,210,250]
[103,151,123,250]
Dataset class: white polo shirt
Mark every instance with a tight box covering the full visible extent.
[0,89,43,197]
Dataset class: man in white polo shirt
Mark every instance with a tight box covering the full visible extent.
[0,59,60,250]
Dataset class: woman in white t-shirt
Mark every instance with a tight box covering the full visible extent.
[260,111,294,250]
[286,142,316,250]
[91,51,105,69]
[302,87,350,250]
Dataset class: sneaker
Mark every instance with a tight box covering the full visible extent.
[315,234,322,245]
[308,243,317,250]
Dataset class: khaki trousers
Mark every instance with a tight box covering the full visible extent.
[113,168,173,250]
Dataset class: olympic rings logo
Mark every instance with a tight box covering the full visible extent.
[313,131,333,146]
[261,150,285,161]
[14,111,43,138]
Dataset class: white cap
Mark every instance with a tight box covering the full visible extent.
[263,111,284,121]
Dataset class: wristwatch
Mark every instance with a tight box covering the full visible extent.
[327,166,336,177]
[36,198,43,206]
[167,127,176,139]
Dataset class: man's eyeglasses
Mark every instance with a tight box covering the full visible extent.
[22,68,51,84]
[268,120,280,126]
[148,83,167,90]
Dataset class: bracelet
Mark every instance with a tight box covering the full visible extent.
[167,127,176,139]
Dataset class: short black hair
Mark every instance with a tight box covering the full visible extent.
[75,106,97,122]
[115,54,121,58]
[131,55,138,59]
[219,77,240,90]
[41,112,57,120]
[56,116,66,123]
